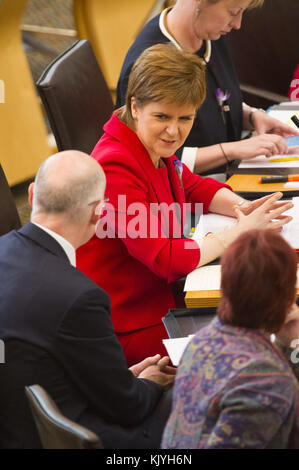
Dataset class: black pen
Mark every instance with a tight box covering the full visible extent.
[291,115,299,129]
[259,175,299,184]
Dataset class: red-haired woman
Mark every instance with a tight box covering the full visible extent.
[162,229,299,449]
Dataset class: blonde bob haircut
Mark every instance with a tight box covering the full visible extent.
[120,43,206,126]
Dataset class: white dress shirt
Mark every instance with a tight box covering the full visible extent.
[32,222,76,267]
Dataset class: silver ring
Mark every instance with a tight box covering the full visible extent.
[237,200,246,206]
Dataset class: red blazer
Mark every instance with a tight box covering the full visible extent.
[77,114,229,336]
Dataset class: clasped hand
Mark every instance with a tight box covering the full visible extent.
[129,354,176,390]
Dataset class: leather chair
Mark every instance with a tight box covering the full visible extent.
[36,40,114,154]
[25,385,104,449]
[226,0,299,108]
[0,163,21,236]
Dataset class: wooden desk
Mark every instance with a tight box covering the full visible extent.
[185,286,299,309]
[185,289,221,308]
[226,174,299,199]
[185,174,299,307]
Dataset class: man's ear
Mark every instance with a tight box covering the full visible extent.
[90,201,104,225]
[90,210,99,225]
[28,182,34,207]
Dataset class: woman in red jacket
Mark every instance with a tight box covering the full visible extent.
[77,44,292,366]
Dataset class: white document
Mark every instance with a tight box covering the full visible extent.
[285,182,299,188]
[184,264,299,294]
[238,129,299,169]
[268,102,299,131]
[193,212,236,239]
[192,197,299,249]
[239,155,299,169]
[184,265,221,292]
[184,197,299,293]
[162,335,194,367]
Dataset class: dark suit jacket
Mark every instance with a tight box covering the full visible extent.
[0,223,168,449]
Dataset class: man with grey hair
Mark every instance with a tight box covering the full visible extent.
[0,150,175,449]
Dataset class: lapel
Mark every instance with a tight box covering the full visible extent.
[104,114,186,207]
[19,222,69,263]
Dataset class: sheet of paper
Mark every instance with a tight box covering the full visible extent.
[162,335,194,367]
[193,213,236,239]
[285,182,299,188]
[268,104,299,131]
[192,197,299,249]
[281,197,299,249]
[239,155,299,169]
[184,261,299,294]
[184,265,221,292]
[184,197,299,293]
[238,134,299,169]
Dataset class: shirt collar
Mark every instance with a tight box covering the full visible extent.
[159,8,211,62]
[32,222,76,267]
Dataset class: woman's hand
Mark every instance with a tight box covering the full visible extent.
[234,192,293,233]
[224,134,289,161]
[252,111,299,138]
[238,193,292,216]
[288,145,299,156]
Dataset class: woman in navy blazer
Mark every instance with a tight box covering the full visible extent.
[77,44,292,366]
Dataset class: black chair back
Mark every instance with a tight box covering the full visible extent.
[25,385,103,449]
[36,40,114,153]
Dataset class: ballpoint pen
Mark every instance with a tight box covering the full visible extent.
[259,175,299,184]
[291,115,299,129]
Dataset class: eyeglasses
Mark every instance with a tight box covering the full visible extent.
[88,196,109,208]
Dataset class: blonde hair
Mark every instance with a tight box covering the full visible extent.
[120,43,206,126]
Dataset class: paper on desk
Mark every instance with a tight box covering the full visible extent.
[191,197,299,250]
[184,265,221,292]
[239,155,299,169]
[285,182,299,188]
[184,197,299,293]
[238,135,299,169]
[268,103,299,131]
[193,212,236,238]
[162,335,194,367]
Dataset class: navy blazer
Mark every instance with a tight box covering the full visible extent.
[0,223,166,449]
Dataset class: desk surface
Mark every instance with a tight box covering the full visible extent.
[185,172,299,307]
[226,174,299,199]
[185,287,299,308]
